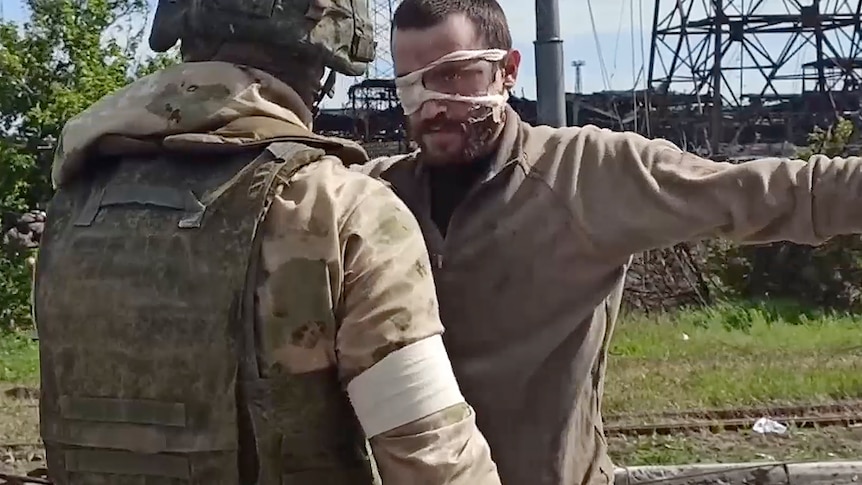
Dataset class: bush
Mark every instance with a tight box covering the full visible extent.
[707,118,862,312]
[0,249,35,331]
[623,117,862,314]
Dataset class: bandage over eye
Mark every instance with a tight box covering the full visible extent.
[395,49,511,115]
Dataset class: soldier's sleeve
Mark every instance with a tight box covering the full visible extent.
[567,127,862,257]
[336,181,501,485]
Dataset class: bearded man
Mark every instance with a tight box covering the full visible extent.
[354,0,862,484]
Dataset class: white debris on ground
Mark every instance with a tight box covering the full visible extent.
[752,417,788,435]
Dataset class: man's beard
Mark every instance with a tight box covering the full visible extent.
[410,107,503,164]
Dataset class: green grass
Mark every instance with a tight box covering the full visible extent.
[604,299,862,415]
[0,330,40,474]
[0,331,38,384]
[2,299,860,409]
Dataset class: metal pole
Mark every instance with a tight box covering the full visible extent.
[572,60,585,94]
[711,0,723,152]
[534,0,566,127]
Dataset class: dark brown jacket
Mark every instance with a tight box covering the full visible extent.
[355,106,862,484]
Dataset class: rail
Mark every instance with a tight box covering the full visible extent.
[2,401,860,484]
[605,399,862,435]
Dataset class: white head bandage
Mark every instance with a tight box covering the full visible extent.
[395,49,511,115]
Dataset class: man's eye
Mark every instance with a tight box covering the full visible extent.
[462,70,482,80]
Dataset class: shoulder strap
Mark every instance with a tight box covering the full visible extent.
[237,139,330,382]
[266,140,328,170]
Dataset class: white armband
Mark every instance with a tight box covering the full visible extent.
[346,334,466,438]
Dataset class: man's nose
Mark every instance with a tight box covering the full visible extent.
[419,99,447,120]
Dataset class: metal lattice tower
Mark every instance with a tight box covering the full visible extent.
[647,0,862,153]
[368,0,397,79]
[346,0,404,143]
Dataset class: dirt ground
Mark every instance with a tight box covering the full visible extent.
[606,425,862,466]
[0,385,41,475]
[4,384,862,477]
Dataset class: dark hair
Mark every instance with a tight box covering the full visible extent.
[392,0,512,51]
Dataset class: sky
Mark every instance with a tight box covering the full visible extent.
[0,0,851,108]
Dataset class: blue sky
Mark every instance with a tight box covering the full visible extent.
[0,0,847,108]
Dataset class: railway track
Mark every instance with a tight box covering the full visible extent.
[3,401,861,483]
[604,400,862,435]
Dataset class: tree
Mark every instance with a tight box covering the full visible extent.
[0,0,179,331]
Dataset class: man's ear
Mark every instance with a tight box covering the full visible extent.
[503,49,521,89]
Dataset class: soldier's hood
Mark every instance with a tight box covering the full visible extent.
[52,61,363,189]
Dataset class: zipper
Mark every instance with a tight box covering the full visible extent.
[431,253,444,269]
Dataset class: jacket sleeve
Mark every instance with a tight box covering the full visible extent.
[336,182,501,485]
[568,127,862,257]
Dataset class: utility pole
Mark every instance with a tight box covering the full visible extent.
[710,0,723,153]
[571,60,585,94]
[570,60,585,127]
[534,0,566,127]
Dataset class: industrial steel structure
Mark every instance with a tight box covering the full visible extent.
[647,0,862,153]
[333,0,407,148]
[318,0,862,158]
[367,0,396,80]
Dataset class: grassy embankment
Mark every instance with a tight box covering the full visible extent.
[604,300,862,465]
[1,300,860,469]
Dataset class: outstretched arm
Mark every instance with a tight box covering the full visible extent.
[565,127,862,257]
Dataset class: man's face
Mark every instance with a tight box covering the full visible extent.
[392,14,520,165]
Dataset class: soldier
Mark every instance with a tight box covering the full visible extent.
[31,0,501,484]
[355,0,862,484]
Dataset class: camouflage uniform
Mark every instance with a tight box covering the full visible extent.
[355,105,862,485]
[36,53,498,485]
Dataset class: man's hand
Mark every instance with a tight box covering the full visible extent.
[3,210,46,254]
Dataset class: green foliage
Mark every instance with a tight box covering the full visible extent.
[0,329,39,383]
[707,117,862,312]
[0,252,34,332]
[0,0,179,331]
[796,117,856,159]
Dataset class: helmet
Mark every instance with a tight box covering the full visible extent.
[148,0,376,77]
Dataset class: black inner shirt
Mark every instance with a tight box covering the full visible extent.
[427,155,492,237]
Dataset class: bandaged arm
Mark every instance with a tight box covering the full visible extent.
[336,183,501,485]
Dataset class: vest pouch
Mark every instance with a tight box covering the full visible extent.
[245,370,376,484]
[43,443,238,485]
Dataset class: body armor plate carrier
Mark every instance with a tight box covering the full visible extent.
[34,141,377,485]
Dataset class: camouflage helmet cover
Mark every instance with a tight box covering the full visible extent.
[149,0,376,77]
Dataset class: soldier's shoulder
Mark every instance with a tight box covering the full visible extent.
[289,153,401,209]
[296,156,420,236]
[350,150,419,179]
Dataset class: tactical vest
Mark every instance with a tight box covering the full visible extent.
[33,139,379,485]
